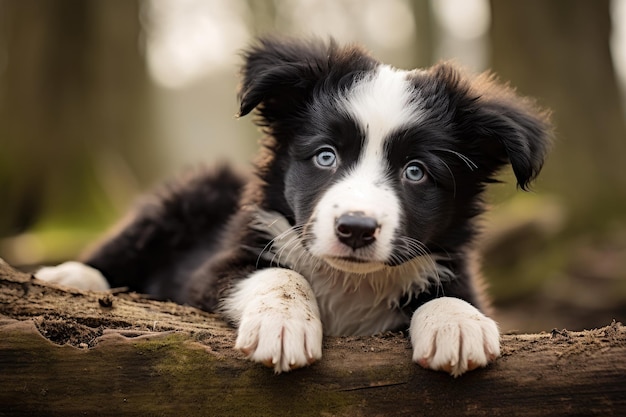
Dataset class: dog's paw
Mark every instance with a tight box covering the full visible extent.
[236,304,323,373]
[224,268,323,373]
[410,297,500,377]
[35,261,110,291]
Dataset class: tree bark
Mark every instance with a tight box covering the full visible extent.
[1,259,625,417]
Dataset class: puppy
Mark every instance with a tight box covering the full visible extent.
[37,37,552,376]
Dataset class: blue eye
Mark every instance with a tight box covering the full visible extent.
[314,148,337,168]
[404,161,426,182]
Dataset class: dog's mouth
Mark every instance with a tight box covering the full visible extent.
[323,256,386,274]
[332,255,367,263]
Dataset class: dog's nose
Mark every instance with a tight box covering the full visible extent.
[335,213,379,250]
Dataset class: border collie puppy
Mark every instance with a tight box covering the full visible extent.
[37,37,552,377]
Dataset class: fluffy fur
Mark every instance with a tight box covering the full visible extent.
[36,37,552,376]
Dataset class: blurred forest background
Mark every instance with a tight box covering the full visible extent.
[1,0,625,333]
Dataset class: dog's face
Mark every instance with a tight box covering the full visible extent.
[284,65,454,274]
[239,38,551,274]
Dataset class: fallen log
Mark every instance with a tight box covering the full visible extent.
[1,259,625,416]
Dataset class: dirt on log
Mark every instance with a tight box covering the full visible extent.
[1,258,625,417]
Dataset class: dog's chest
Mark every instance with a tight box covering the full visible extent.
[314,280,410,336]
[307,271,411,336]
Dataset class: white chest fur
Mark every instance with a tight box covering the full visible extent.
[306,264,431,335]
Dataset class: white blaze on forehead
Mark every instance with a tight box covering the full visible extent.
[345,64,423,150]
[308,65,424,265]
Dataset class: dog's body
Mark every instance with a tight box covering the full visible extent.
[37,37,551,376]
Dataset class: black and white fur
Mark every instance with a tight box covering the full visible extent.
[37,37,552,377]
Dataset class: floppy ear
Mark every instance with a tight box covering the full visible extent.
[238,36,377,128]
[471,78,553,190]
[431,63,553,190]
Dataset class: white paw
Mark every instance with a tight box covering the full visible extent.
[410,297,500,377]
[222,268,323,373]
[35,261,110,291]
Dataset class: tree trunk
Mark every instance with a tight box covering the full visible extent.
[1,259,624,416]
[410,0,435,68]
[489,0,626,226]
[0,0,156,239]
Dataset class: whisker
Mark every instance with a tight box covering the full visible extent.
[434,148,478,170]
[433,155,457,198]
[255,223,302,268]
[392,235,447,290]
[274,233,302,267]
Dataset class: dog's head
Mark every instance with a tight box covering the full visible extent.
[239,37,552,274]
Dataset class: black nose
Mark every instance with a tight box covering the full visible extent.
[335,213,379,250]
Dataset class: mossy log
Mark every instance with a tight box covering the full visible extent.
[1,259,625,417]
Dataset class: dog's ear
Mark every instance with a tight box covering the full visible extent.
[430,63,553,190]
[238,37,377,127]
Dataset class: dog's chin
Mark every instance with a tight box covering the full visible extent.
[322,256,386,274]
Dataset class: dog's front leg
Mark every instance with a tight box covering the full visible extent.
[409,297,500,377]
[222,268,323,373]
